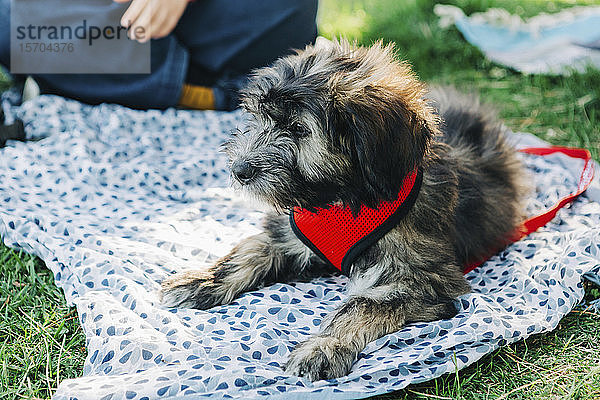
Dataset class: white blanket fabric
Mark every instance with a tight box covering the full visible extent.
[0,95,599,400]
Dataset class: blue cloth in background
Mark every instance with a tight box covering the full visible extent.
[435,5,600,74]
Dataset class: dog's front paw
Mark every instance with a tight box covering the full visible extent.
[284,336,355,381]
[159,270,223,309]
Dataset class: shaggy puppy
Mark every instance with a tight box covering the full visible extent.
[160,38,526,381]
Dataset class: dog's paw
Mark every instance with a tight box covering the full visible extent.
[159,270,223,309]
[284,336,355,381]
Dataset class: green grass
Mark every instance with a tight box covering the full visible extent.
[0,73,9,93]
[318,0,600,160]
[1,0,600,398]
[0,246,86,399]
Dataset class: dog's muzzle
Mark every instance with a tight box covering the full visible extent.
[231,160,258,184]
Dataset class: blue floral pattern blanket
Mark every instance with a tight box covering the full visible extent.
[1,95,599,400]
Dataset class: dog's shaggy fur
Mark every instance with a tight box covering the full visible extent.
[160,38,527,381]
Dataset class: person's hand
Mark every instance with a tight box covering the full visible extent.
[114,0,189,43]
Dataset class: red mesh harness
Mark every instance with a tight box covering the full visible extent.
[290,168,423,275]
[290,146,595,277]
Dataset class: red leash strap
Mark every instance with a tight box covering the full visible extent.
[463,146,595,274]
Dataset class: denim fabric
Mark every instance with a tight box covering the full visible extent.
[0,0,9,70]
[0,0,318,108]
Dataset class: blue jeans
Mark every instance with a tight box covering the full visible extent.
[0,0,318,109]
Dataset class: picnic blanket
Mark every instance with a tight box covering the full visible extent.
[434,5,600,75]
[1,94,599,400]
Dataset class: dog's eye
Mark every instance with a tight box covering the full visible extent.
[289,122,310,138]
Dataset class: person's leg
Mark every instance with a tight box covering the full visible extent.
[0,0,26,145]
[0,0,10,69]
[175,0,318,109]
[34,36,188,109]
[2,0,318,109]
[1,0,188,109]
[176,0,318,83]
[219,0,319,76]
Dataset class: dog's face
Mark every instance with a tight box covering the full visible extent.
[225,38,439,212]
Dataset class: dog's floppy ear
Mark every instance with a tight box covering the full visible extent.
[327,41,439,207]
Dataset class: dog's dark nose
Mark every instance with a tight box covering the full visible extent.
[232,160,258,184]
